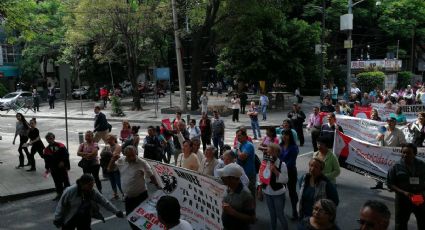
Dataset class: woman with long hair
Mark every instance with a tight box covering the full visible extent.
[25,118,45,171]
[77,131,102,192]
[13,113,30,169]
[280,129,300,220]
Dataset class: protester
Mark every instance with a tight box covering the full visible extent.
[240,91,248,114]
[218,163,256,230]
[408,112,425,147]
[142,126,162,161]
[334,102,343,115]
[319,98,335,113]
[307,107,321,152]
[108,145,158,230]
[214,150,250,187]
[280,129,299,220]
[340,100,351,115]
[358,200,390,230]
[295,87,303,103]
[403,85,415,104]
[25,118,45,171]
[320,113,343,148]
[390,106,407,125]
[199,112,212,152]
[236,129,257,197]
[370,109,382,121]
[187,119,201,140]
[77,131,102,193]
[258,127,279,155]
[198,145,219,176]
[313,136,341,185]
[387,143,425,230]
[100,135,124,199]
[260,92,269,121]
[233,126,253,148]
[351,83,361,100]
[298,158,339,218]
[212,110,226,155]
[331,85,338,105]
[231,94,240,122]
[44,132,71,201]
[191,138,205,163]
[173,121,190,165]
[157,196,193,230]
[48,86,56,109]
[288,103,306,146]
[208,82,214,95]
[177,140,200,171]
[13,113,30,169]
[297,199,340,230]
[53,174,124,229]
[172,111,185,129]
[200,91,209,114]
[93,105,111,144]
[120,120,132,142]
[247,101,262,140]
[260,143,289,230]
[361,93,371,106]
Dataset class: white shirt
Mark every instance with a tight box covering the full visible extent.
[351,87,361,94]
[170,219,193,230]
[115,157,153,198]
[187,126,201,140]
[231,98,240,110]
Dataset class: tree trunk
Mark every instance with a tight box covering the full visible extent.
[126,45,142,110]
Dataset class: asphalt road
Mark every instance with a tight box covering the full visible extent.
[0,117,418,229]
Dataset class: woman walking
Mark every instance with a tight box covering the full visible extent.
[77,131,102,192]
[25,118,45,171]
[13,113,31,169]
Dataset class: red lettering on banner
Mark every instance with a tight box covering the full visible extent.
[154,164,173,176]
[354,147,396,167]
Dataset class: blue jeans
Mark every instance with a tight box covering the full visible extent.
[251,120,261,139]
[212,135,224,157]
[265,193,288,230]
[261,105,267,120]
[108,170,123,194]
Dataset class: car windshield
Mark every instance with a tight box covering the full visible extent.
[3,93,19,99]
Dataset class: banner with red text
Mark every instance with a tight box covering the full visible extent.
[334,131,425,182]
[127,160,226,230]
[371,103,425,122]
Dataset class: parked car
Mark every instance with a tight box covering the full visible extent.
[0,91,33,110]
[71,86,90,99]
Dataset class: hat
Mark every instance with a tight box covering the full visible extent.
[216,163,243,178]
[386,117,396,122]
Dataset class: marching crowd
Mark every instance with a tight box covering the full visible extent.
[9,84,425,230]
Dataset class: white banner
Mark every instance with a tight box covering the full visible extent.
[127,160,226,230]
[334,131,425,181]
[371,103,424,122]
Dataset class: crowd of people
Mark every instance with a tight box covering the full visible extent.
[9,81,425,230]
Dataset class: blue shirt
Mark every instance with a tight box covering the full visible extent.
[237,141,256,178]
[280,144,299,170]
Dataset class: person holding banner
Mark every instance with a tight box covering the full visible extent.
[313,136,340,185]
[408,112,425,147]
[390,107,407,125]
[218,163,256,230]
[387,143,425,230]
[298,158,339,219]
[261,143,289,230]
[320,113,343,149]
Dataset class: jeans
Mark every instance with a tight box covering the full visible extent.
[18,135,30,166]
[311,128,320,152]
[163,141,175,164]
[212,135,224,157]
[28,143,44,170]
[201,135,211,152]
[108,170,123,194]
[295,126,304,146]
[264,193,289,230]
[251,120,261,139]
[261,105,267,120]
[51,167,70,195]
[83,164,102,192]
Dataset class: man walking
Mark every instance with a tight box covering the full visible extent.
[44,132,70,201]
[108,145,158,230]
[212,111,225,156]
[93,105,111,144]
[247,101,261,140]
[288,103,306,146]
[259,92,269,121]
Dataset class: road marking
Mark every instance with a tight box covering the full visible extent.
[91,212,126,225]
[299,151,313,157]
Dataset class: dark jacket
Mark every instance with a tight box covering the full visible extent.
[43,142,70,170]
[288,110,306,128]
[94,112,110,132]
[199,118,212,139]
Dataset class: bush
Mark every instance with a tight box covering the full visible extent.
[111,96,125,117]
[0,82,8,97]
[397,71,413,88]
[356,71,385,93]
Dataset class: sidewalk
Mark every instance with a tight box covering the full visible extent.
[0,93,320,202]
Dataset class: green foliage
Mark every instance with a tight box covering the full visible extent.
[111,95,125,116]
[356,71,385,93]
[0,82,9,97]
[397,71,413,88]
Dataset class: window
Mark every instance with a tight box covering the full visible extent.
[1,44,19,64]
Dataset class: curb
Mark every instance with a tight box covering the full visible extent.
[0,188,56,203]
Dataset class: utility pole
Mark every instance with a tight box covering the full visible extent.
[171,0,187,111]
[346,0,353,94]
[320,0,326,89]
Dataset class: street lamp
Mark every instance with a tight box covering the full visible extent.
[343,0,381,94]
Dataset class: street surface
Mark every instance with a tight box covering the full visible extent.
[0,115,418,229]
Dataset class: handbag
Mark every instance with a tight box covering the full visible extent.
[78,159,92,169]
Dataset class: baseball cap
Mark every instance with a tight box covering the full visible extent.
[216,163,243,178]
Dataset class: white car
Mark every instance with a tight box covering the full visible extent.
[0,91,33,110]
